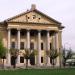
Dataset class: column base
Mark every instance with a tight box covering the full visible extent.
[55,57,60,67]
[36,63,41,67]
[28,59,31,66]
[46,63,51,66]
[6,53,11,67]
[5,64,11,68]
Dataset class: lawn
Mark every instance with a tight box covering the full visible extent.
[0,68,75,75]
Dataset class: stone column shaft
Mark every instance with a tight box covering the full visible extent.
[7,29,11,66]
[8,29,11,49]
[27,30,30,49]
[46,31,51,66]
[47,31,50,50]
[38,30,41,65]
[55,32,60,66]
[18,30,20,50]
[27,30,31,66]
[17,29,20,64]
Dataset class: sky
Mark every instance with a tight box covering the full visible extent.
[0,0,75,51]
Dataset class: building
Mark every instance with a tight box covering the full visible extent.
[0,4,64,67]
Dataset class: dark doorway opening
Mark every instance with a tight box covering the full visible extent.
[11,56,16,66]
[30,57,35,65]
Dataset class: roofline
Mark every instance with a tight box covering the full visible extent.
[6,21,60,25]
[4,8,61,25]
[4,10,32,22]
[33,9,61,24]
[5,21,64,29]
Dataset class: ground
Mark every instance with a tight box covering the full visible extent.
[0,68,75,75]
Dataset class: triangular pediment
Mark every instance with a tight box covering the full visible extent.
[6,9,61,25]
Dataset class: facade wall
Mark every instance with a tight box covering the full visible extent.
[0,25,62,67]
[0,6,64,67]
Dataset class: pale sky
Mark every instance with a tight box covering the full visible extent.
[0,0,75,51]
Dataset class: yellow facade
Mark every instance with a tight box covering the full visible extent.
[0,4,64,67]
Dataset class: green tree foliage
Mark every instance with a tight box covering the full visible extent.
[10,48,19,57]
[62,48,72,66]
[10,48,19,68]
[46,49,59,66]
[0,37,7,68]
[23,49,38,68]
[30,49,38,57]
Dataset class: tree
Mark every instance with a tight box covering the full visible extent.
[23,49,31,68]
[10,48,19,68]
[62,48,72,67]
[0,37,7,68]
[23,49,38,68]
[30,49,38,57]
[46,49,59,67]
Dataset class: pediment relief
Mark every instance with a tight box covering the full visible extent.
[8,11,59,24]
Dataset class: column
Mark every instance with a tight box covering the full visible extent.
[59,30,63,67]
[55,32,60,66]
[27,30,31,66]
[27,30,30,49]
[46,30,51,66]
[17,29,20,64]
[7,29,11,66]
[37,30,41,65]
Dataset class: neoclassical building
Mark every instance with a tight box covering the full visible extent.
[0,4,64,67]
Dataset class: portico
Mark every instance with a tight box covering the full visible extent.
[7,27,60,66]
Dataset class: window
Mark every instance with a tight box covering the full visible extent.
[21,32,24,36]
[33,15,36,19]
[30,31,35,36]
[30,42,34,50]
[20,42,24,49]
[20,57,24,63]
[11,42,15,49]
[11,30,17,36]
[41,43,43,50]
[41,57,43,63]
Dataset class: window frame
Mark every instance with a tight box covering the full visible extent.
[41,42,43,50]
[41,57,43,63]
[20,57,24,63]
[11,42,15,49]
[30,42,34,50]
[20,42,24,50]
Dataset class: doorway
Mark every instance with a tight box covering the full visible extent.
[30,56,35,65]
[11,56,16,66]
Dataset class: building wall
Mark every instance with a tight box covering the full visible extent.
[0,7,63,67]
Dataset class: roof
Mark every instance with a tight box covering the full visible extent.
[1,4,64,29]
[5,5,61,24]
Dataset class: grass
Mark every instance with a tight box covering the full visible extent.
[0,68,75,75]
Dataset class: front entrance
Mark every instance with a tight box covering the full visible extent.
[11,56,16,66]
[30,57,35,65]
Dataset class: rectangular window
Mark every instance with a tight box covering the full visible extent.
[30,42,34,50]
[41,43,43,50]
[21,32,24,36]
[20,57,24,63]
[11,42,15,49]
[20,42,24,49]
[41,57,43,63]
